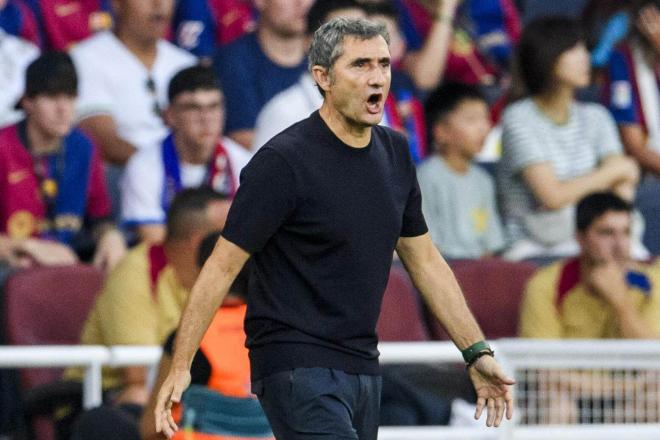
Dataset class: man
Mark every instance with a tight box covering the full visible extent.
[214,0,313,149]
[520,191,660,339]
[67,188,230,405]
[0,51,124,271]
[121,65,251,244]
[70,0,195,166]
[156,18,514,439]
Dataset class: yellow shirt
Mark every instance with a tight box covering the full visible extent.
[519,259,660,339]
[66,243,189,388]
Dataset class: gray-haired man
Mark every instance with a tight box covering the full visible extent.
[154,18,515,440]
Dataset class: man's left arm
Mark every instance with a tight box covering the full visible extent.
[396,232,515,427]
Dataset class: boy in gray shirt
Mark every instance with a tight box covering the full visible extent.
[418,83,504,259]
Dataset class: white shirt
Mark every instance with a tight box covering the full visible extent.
[252,72,323,151]
[121,136,252,225]
[0,30,39,128]
[70,31,196,151]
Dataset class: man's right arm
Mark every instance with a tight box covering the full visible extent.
[154,236,250,438]
[79,115,137,165]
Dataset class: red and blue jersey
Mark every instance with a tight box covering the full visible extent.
[0,0,40,46]
[22,0,112,50]
[0,122,110,244]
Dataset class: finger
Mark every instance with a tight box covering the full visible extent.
[154,390,171,433]
[494,398,505,427]
[474,396,486,420]
[506,391,514,420]
[166,406,178,433]
[486,397,496,427]
[161,412,175,439]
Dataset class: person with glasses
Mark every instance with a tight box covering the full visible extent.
[121,65,251,244]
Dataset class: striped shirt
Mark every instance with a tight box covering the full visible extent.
[497,98,622,245]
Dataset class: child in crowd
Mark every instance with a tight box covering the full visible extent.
[417,82,504,259]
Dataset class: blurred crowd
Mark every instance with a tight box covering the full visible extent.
[1,0,660,438]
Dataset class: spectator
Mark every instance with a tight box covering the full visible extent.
[252,0,368,151]
[0,27,38,127]
[0,52,124,271]
[24,0,113,50]
[418,82,504,259]
[70,0,196,166]
[0,0,40,46]
[520,192,660,339]
[367,0,428,162]
[214,0,313,149]
[604,0,660,175]
[121,65,251,244]
[497,17,641,261]
[172,0,256,58]
[139,231,272,440]
[398,0,520,95]
[62,188,230,434]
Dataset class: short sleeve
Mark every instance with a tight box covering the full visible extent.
[71,48,114,119]
[606,49,639,125]
[518,269,562,338]
[501,104,547,173]
[400,159,428,237]
[120,148,166,226]
[591,104,624,159]
[222,148,298,253]
[172,0,217,58]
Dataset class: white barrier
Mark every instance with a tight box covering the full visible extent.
[3,340,660,439]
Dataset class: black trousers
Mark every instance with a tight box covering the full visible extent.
[252,368,381,440]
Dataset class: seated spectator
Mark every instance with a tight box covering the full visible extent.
[24,0,113,50]
[497,17,641,261]
[214,0,313,149]
[252,0,367,151]
[70,0,196,166]
[604,0,660,174]
[121,65,251,244]
[520,192,660,339]
[397,0,520,96]
[172,0,256,58]
[139,232,273,440]
[418,82,504,259]
[0,52,124,270]
[0,27,38,127]
[0,0,40,46]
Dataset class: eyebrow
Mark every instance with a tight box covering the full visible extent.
[350,56,391,66]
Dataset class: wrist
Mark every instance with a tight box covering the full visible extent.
[461,341,494,367]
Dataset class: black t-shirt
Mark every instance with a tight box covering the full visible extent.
[222,111,428,380]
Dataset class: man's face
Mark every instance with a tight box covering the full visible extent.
[578,211,632,267]
[23,94,76,139]
[256,0,314,37]
[113,0,173,42]
[166,89,224,160]
[321,36,391,128]
[434,99,491,159]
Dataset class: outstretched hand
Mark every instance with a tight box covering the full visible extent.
[468,355,515,427]
[154,369,191,439]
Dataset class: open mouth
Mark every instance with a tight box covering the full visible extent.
[366,93,383,114]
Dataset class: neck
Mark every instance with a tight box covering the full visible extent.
[163,240,199,291]
[533,86,574,124]
[257,26,305,67]
[115,27,158,69]
[26,119,60,155]
[440,149,470,174]
[319,102,372,148]
[174,133,212,165]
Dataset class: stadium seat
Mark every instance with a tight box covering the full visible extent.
[429,259,536,340]
[520,0,589,23]
[376,264,430,341]
[4,264,104,387]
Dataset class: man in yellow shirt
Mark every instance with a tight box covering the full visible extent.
[67,188,230,402]
[520,192,660,339]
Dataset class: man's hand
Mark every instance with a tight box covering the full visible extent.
[93,228,126,272]
[17,238,79,266]
[154,368,191,439]
[584,261,629,309]
[468,355,515,427]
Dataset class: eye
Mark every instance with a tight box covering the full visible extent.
[354,60,366,68]
[380,60,391,68]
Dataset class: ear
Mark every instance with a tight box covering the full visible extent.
[163,105,175,128]
[311,66,331,96]
[431,122,449,145]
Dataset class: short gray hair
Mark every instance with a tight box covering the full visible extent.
[308,17,390,72]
